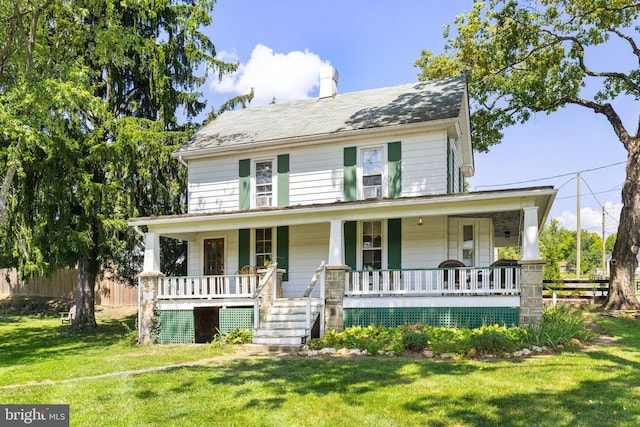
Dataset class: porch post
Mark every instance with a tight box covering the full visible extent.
[521,207,541,261]
[139,231,163,345]
[518,206,544,325]
[328,219,344,265]
[143,231,161,274]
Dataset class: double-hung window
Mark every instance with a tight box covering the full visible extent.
[255,160,273,207]
[362,148,383,199]
[362,220,383,270]
[255,228,272,268]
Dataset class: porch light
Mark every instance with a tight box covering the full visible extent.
[504,231,511,238]
[418,216,423,226]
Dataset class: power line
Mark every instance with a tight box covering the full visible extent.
[474,161,625,189]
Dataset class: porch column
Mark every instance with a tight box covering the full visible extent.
[324,266,349,333]
[328,219,344,265]
[519,207,544,325]
[143,231,161,273]
[139,231,163,345]
[521,207,541,261]
[138,272,163,345]
[518,260,545,326]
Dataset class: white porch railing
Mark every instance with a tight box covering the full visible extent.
[303,260,327,341]
[346,266,520,297]
[157,274,258,299]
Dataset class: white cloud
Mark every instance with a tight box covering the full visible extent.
[554,201,622,237]
[210,44,330,107]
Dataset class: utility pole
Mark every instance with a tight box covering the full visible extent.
[576,173,581,278]
[602,206,606,274]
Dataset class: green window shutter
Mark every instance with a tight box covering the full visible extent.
[238,229,250,271]
[388,219,402,270]
[277,154,290,207]
[343,147,357,201]
[388,141,401,198]
[459,168,463,192]
[344,221,357,270]
[239,159,250,210]
[276,226,289,281]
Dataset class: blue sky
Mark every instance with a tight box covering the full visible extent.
[200,0,632,237]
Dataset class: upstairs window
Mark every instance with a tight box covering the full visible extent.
[255,160,273,207]
[362,148,382,199]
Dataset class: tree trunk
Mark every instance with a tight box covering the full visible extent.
[0,153,18,229]
[606,140,640,310]
[71,259,98,331]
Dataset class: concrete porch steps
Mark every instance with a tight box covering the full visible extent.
[251,298,321,346]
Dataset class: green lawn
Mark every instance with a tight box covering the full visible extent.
[1,311,639,426]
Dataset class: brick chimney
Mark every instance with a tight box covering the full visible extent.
[319,66,339,98]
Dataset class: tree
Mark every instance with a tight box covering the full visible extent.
[416,0,640,309]
[0,0,237,330]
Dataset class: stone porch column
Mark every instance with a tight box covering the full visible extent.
[519,260,545,326]
[324,266,349,333]
[138,271,163,345]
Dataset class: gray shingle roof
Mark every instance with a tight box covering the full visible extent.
[176,75,467,156]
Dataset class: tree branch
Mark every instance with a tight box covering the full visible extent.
[609,27,640,65]
[553,96,631,149]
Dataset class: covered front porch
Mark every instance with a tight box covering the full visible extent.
[131,187,555,344]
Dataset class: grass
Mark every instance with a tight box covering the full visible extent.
[1,308,640,426]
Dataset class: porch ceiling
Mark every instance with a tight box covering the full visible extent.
[129,186,556,238]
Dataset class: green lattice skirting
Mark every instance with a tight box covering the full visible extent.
[158,308,254,344]
[219,308,254,335]
[158,310,195,344]
[344,307,519,329]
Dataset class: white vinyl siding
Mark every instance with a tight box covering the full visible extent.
[186,129,451,214]
[401,131,448,196]
[402,216,447,269]
[187,157,240,213]
[286,223,330,297]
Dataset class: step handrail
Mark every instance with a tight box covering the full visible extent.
[251,263,278,330]
[304,260,327,341]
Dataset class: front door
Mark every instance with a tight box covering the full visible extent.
[204,238,224,275]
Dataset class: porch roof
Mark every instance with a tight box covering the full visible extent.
[129,186,556,242]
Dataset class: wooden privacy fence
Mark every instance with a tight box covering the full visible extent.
[0,268,137,307]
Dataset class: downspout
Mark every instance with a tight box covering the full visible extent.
[177,156,188,168]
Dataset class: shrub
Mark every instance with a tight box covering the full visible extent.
[524,305,596,348]
[222,329,253,344]
[470,325,521,355]
[306,306,595,357]
[402,330,430,351]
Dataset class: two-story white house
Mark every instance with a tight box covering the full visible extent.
[130,68,556,345]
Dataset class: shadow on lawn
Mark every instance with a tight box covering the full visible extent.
[142,337,638,426]
[0,315,137,367]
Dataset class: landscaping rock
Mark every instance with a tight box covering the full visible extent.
[422,350,435,358]
[319,347,337,355]
[532,345,543,352]
[308,350,319,357]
